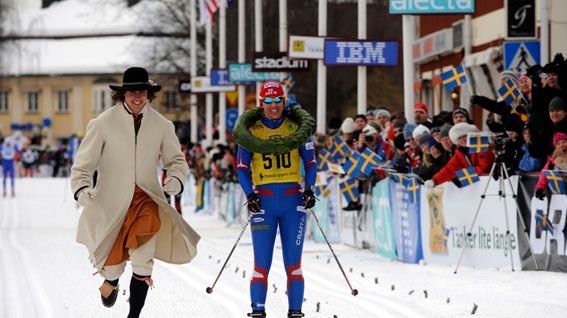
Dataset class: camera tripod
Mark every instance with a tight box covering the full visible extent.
[454,154,539,274]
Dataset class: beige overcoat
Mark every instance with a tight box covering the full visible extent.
[70,103,200,272]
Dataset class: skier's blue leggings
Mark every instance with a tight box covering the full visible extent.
[250,182,306,312]
[2,159,14,191]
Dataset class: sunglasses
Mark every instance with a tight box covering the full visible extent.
[263,97,285,104]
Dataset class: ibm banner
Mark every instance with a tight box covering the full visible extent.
[420,176,521,269]
[324,40,398,66]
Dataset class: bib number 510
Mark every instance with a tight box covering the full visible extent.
[262,153,292,169]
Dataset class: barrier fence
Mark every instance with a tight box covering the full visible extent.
[184,174,567,272]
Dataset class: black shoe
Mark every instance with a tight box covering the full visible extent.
[247,310,266,317]
[288,310,304,318]
[99,281,119,308]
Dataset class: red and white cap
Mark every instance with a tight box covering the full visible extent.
[259,80,285,100]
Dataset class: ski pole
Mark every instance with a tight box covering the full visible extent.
[309,208,358,296]
[206,215,251,294]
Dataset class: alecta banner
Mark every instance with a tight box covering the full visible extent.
[420,176,521,269]
[371,179,397,259]
[288,35,325,60]
[324,40,398,66]
[389,0,475,14]
[228,63,280,82]
[389,180,422,263]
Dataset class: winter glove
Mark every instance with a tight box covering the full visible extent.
[424,180,435,189]
[469,95,482,106]
[535,188,546,201]
[246,193,261,213]
[78,187,95,207]
[163,176,181,196]
[302,188,316,209]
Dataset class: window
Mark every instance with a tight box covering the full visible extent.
[166,90,177,112]
[0,91,8,113]
[56,90,70,113]
[92,87,113,113]
[26,91,39,113]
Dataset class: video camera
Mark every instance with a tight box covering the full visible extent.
[493,135,510,154]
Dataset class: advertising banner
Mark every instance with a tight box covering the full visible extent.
[288,35,325,60]
[506,0,535,38]
[326,177,342,244]
[211,69,254,86]
[324,40,398,66]
[191,76,236,93]
[420,176,521,269]
[228,63,280,82]
[252,52,310,72]
[389,0,475,14]
[389,180,423,263]
[371,179,397,259]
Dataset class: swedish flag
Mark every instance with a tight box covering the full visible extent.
[376,160,394,171]
[543,170,566,194]
[404,176,420,204]
[360,148,382,176]
[535,209,554,234]
[342,151,362,178]
[315,184,330,197]
[440,65,468,92]
[468,135,490,154]
[283,73,295,92]
[498,79,521,106]
[390,173,406,185]
[333,136,351,159]
[317,149,331,171]
[339,178,359,203]
[456,166,480,187]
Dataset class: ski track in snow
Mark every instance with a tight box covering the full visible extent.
[2,178,567,318]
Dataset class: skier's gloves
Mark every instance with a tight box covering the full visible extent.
[303,189,316,209]
[78,187,95,207]
[163,176,181,196]
[535,188,546,201]
[246,193,261,213]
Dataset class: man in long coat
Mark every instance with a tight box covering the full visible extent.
[71,67,200,318]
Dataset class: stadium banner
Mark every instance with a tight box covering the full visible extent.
[288,35,325,60]
[371,179,397,259]
[389,180,423,263]
[517,174,567,272]
[252,52,310,72]
[324,40,398,66]
[420,176,521,269]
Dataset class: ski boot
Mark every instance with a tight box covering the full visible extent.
[247,311,266,317]
[99,280,119,308]
[288,310,304,318]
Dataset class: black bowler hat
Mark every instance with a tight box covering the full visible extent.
[109,67,161,92]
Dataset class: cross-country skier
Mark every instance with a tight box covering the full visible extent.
[1,136,19,197]
[236,80,317,318]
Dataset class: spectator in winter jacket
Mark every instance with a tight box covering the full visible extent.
[425,123,494,187]
[414,102,433,128]
[354,114,367,131]
[519,126,544,172]
[534,132,567,200]
[502,114,527,174]
[452,108,471,124]
[439,123,455,156]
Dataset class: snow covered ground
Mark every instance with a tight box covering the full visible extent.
[1,178,566,318]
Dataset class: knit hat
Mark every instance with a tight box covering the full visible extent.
[403,123,417,140]
[394,133,407,150]
[549,96,566,111]
[449,123,479,144]
[504,113,525,135]
[375,109,392,119]
[341,117,355,134]
[412,124,431,140]
[418,133,436,147]
[430,126,442,134]
[553,132,567,146]
[439,123,452,139]
[414,102,429,115]
[452,108,470,121]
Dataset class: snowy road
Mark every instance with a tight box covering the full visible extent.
[0,178,566,318]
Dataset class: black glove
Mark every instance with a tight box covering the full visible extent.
[526,64,542,81]
[469,95,482,106]
[246,193,261,213]
[303,189,316,209]
[535,188,546,201]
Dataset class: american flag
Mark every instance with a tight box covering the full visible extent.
[199,0,219,26]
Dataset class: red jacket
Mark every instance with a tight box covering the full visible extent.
[432,147,494,185]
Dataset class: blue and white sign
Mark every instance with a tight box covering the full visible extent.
[225,108,239,131]
[211,69,254,86]
[504,41,540,75]
[389,180,423,264]
[228,64,280,82]
[389,0,475,14]
[324,40,398,66]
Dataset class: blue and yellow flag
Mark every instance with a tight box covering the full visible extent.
[342,151,362,178]
[339,178,359,203]
[543,170,566,194]
[360,148,382,176]
[498,79,521,106]
[440,65,468,92]
[443,228,451,241]
[317,149,331,171]
[535,209,554,234]
[456,166,480,187]
[390,173,406,185]
[315,184,330,197]
[330,136,350,160]
[403,176,420,204]
[282,73,295,92]
[468,135,490,154]
[376,160,394,171]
